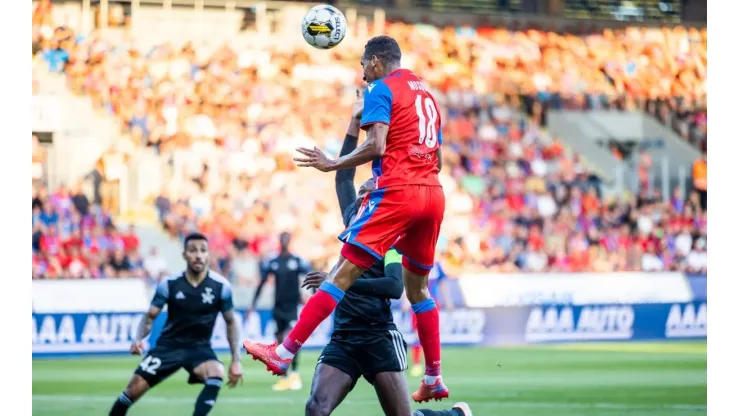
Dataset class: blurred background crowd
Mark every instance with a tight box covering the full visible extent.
[31,0,707,284]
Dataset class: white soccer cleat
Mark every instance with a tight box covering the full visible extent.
[453,402,473,416]
[288,372,303,391]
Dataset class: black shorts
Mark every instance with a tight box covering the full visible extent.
[273,310,297,336]
[317,329,407,387]
[134,345,220,387]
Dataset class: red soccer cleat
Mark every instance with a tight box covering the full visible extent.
[242,340,291,376]
[411,378,450,403]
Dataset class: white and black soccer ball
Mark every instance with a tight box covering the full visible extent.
[301,5,347,50]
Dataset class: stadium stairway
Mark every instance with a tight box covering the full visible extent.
[548,110,701,198]
[134,222,186,275]
[35,63,184,275]
[34,67,118,191]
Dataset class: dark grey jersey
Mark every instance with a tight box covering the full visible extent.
[259,254,311,316]
[151,271,233,348]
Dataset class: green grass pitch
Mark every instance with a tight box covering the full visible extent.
[32,342,707,416]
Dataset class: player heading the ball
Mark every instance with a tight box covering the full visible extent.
[243,35,449,403]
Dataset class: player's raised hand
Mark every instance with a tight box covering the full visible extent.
[301,271,328,290]
[294,146,336,172]
[352,88,364,120]
[227,360,244,388]
[129,341,144,355]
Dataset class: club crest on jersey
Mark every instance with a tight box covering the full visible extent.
[410,145,433,161]
[288,259,298,270]
[201,287,215,304]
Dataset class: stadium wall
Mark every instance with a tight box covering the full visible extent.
[31,275,707,357]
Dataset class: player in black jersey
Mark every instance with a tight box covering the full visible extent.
[252,232,311,391]
[108,233,243,416]
[299,92,472,416]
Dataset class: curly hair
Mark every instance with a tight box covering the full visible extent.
[363,35,402,67]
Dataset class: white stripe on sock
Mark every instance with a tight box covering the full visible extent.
[276,344,295,360]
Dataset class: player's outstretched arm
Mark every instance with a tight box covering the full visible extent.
[348,248,404,299]
[131,277,169,354]
[331,123,388,171]
[251,260,271,310]
[131,305,161,354]
[223,310,241,361]
[221,284,244,387]
[329,80,390,172]
[335,127,359,214]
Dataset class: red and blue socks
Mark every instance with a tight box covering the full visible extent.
[412,298,442,383]
[277,281,344,359]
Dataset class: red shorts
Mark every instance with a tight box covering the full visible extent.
[338,185,445,273]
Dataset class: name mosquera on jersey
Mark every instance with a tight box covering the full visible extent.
[362,69,442,189]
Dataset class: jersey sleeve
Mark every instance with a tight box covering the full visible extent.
[360,81,393,129]
[151,279,169,308]
[259,258,273,280]
[297,257,312,275]
[220,282,234,313]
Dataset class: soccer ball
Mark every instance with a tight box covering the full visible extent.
[301,5,347,49]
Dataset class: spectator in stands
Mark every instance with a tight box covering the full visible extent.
[33,15,708,278]
[143,247,168,280]
[692,148,707,210]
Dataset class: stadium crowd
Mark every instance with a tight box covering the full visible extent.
[32,3,707,280]
[32,183,145,279]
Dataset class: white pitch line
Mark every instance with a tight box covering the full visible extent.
[32,395,707,411]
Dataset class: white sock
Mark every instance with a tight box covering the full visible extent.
[275,344,295,360]
[424,375,441,385]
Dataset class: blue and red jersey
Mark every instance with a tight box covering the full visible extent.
[360,69,443,189]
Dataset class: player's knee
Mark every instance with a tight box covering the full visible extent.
[404,280,431,305]
[305,395,332,416]
[194,361,224,381]
[405,288,431,305]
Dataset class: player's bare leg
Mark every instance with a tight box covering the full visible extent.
[108,374,150,415]
[305,364,354,416]
[373,371,413,415]
[244,251,368,376]
[191,360,225,416]
[403,266,448,402]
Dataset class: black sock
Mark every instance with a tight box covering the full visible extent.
[109,392,133,416]
[193,378,222,416]
[413,409,464,416]
[291,351,299,372]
